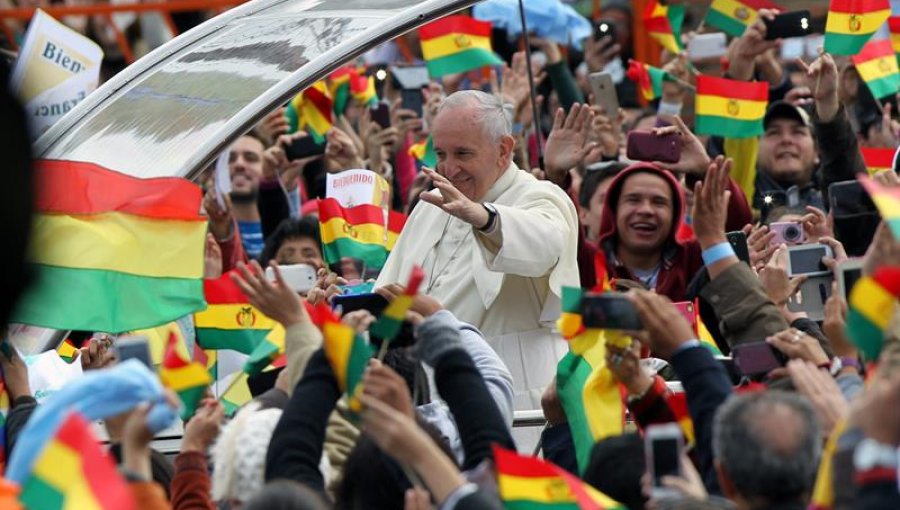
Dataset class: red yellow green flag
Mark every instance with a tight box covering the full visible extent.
[494,445,626,509]
[19,412,135,510]
[319,197,406,272]
[195,271,279,355]
[57,340,79,364]
[420,15,503,78]
[409,135,437,167]
[316,304,373,412]
[369,266,424,342]
[861,147,897,174]
[626,60,670,102]
[11,160,206,333]
[161,332,212,420]
[286,81,333,143]
[824,0,891,56]
[221,371,253,416]
[846,266,900,361]
[330,66,378,115]
[243,320,292,376]
[852,39,900,99]
[859,174,900,238]
[890,17,900,65]
[705,0,781,38]
[643,0,684,55]
[695,76,768,139]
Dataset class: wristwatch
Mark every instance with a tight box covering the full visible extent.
[479,202,498,232]
[853,439,899,471]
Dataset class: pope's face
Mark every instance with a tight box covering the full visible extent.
[431,106,513,202]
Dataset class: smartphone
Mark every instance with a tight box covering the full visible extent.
[266,264,316,294]
[645,423,683,498]
[764,10,812,40]
[787,275,833,321]
[390,66,430,90]
[588,72,619,117]
[726,231,751,265]
[829,181,876,217]
[593,19,617,43]
[787,244,833,277]
[672,301,697,333]
[284,136,326,161]
[837,259,864,302]
[370,102,391,129]
[687,32,728,61]
[626,130,681,163]
[580,294,642,330]
[732,341,787,377]
[769,221,806,246]
[248,366,285,397]
[401,88,424,118]
[331,292,390,316]
[114,336,152,368]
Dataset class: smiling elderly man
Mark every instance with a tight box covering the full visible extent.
[376,90,580,411]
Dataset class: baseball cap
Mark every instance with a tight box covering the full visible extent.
[763,100,812,130]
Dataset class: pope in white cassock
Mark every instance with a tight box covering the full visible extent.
[376,90,580,412]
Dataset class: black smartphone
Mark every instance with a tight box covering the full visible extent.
[829,180,876,217]
[248,366,285,397]
[580,294,642,330]
[593,19,617,43]
[284,136,326,161]
[401,88,424,118]
[114,336,152,368]
[331,293,390,316]
[764,10,812,40]
[732,341,787,377]
[370,102,391,129]
[726,231,751,266]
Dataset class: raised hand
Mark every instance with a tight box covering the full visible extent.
[543,103,596,183]
[418,167,490,228]
[652,115,711,176]
[691,156,732,249]
[797,52,839,123]
[231,260,308,328]
[726,9,780,81]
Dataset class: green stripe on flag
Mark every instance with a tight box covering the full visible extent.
[177,385,208,420]
[243,338,280,376]
[20,476,65,510]
[346,338,373,401]
[864,74,900,100]
[696,115,763,139]
[426,47,503,78]
[648,66,667,99]
[847,309,886,361]
[196,328,269,355]
[705,9,747,38]
[505,502,579,510]
[825,33,875,56]
[556,352,595,472]
[323,237,388,270]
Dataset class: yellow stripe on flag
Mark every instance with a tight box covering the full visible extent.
[194,304,278,331]
[696,95,767,120]
[871,194,900,219]
[826,10,892,36]
[31,212,206,279]
[324,322,354,385]
[32,442,104,510]
[712,0,761,24]
[383,295,413,321]
[161,363,211,391]
[497,474,576,503]
[421,32,493,60]
[853,277,895,329]
[892,33,900,53]
[132,322,189,364]
[320,216,399,247]
[855,55,900,83]
[652,33,680,54]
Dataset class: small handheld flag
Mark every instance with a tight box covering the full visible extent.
[705,0,781,38]
[195,271,279,355]
[161,332,212,420]
[369,266,425,343]
[695,76,768,139]
[846,266,900,360]
[643,0,684,55]
[419,15,503,78]
[285,81,333,143]
[851,39,900,100]
[861,147,897,175]
[626,60,670,102]
[824,0,891,56]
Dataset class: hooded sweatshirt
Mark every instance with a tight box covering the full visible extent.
[594,163,751,302]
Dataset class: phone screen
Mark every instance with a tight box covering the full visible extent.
[790,247,828,274]
[284,136,325,161]
[401,89,424,117]
[651,437,680,486]
[581,295,642,330]
[115,338,152,368]
[842,267,863,301]
[331,293,389,316]
[733,342,785,376]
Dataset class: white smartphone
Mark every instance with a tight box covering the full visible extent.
[687,32,728,61]
[787,275,833,322]
[114,335,152,368]
[645,423,683,499]
[266,263,317,294]
[588,72,619,117]
[836,259,864,302]
[786,244,833,278]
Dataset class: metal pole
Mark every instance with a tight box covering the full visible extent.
[516,0,544,169]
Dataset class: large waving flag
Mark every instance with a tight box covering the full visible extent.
[890,17,900,65]
[852,39,900,100]
[643,0,684,55]
[195,272,279,355]
[286,81,333,143]
[695,76,768,139]
[319,197,406,273]
[861,147,897,175]
[161,332,212,420]
[846,266,900,361]
[420,15,503,78]
[824,0,891,56]
[705,0,781,37]
[19,412,134,510]
[12,160,206,333]
[494,445,625,509]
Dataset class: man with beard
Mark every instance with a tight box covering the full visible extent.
[228,134,267,259]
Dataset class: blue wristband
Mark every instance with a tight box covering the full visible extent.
[702,242,735,266]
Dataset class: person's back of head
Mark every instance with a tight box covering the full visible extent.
[243,480,330,510]
[712,391,821,509]
[583,432,647,510]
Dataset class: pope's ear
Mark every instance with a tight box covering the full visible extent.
[499,134,516,164]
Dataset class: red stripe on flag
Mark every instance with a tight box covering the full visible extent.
[163,332,189,369]
[644,16,674,35]
[493,445,557,478]
[204,272,253,305]
[419,15,493,40]
[697,75,769,101]
[318,197,386,225]
[742,0,782,10]
[872,267,900,296]
[34,160,202,219]
[861,147,897,168]
[388,210,407,234]
[827,0,890,14]
[304,86,333,119]
[853,39,895,63]
[891,16,900,32]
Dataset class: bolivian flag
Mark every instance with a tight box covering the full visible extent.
[319,197,406,272]
[626,60,671,102]
[861,147,897,175]
[824,0,891,56]
[330,67,377,115]
[420,15,503,78]
[409,135,437,167]
[12,160,206,333]
[695,76,768,139]
[242,321,287,376]
[369,266,424,342]
[19,412,134,510]
[494,445,626,510]
[161,332,212,420]
[846,266,900,361]
[57,340,79,364]
[706,0,781,38]
[322,312,373,412]
[195,272,279,355]
[643,0,684,55]
[890,17,900,65]
[286,81,333,143]
[859,174,900,241]
[852,39,900,99]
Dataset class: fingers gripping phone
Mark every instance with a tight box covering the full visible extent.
[588,72,619,117]
[763,10,812,40]
[266,264,317,294]
[732,341,787,377]
[626,130,681,163]
[284,136,326,161]
[646,423,684,499]
[370,102,391,129]
[786,244,833,278]
[726,231,752,265]
[593,19,617,43]
[687,32,727,61]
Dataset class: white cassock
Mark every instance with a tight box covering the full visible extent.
[377,163,580,412]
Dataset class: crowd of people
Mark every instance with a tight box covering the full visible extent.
[3,1,900,509]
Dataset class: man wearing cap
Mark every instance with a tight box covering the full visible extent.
[755,101,823,210]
